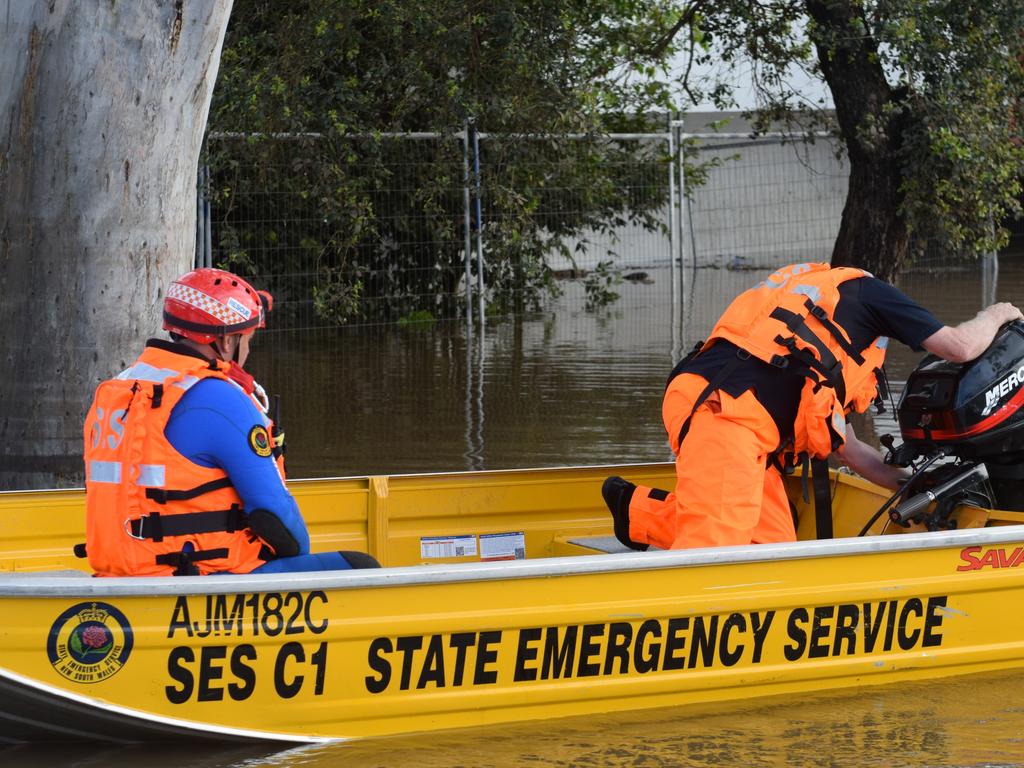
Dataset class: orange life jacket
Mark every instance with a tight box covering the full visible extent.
[704,262,888,461]
[83,344,283,576]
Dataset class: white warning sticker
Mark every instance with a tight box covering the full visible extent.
[420,535,477,559]
[480,531,526,561]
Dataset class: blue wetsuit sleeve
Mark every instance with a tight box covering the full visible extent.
[165,379,310,555]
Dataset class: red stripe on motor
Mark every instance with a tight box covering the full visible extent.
[903,385,1024,441]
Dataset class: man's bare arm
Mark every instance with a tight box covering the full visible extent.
[921,302,1023,363]
[836,422,909,491]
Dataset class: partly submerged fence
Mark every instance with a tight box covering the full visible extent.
[182,124,1019,480]
[197,122,849,331]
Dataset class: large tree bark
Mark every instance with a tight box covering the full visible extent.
[0,1,234,489]
[806,0,910,282]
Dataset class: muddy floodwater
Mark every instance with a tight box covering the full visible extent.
[254,257,1019,479]
[5,669,1024,767]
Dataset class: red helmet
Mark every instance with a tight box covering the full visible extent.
[162,268,273,344]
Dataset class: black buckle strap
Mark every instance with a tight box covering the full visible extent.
[770,307,843,375]
[811,457,834,540]
[146,477,234,505]
[155,547,230,576]
[803,299,865,365]
[770,305,846,374]
[796,456,834,540]
[128,506,247,542]
[873,366,889,413]
[675,351,745,450]
[769,305,848,404]
[163,309,260,338]
[778,340,847,403]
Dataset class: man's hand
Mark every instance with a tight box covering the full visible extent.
[983,302,1024,325]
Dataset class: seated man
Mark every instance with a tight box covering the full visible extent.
[83,267,378,576]
[603,262,1023,552]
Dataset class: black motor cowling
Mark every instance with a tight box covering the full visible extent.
[895,320,1024,510]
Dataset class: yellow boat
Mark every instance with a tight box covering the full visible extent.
[2,461,1024,744]
[5,323,1024,743]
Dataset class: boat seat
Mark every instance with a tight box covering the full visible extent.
[22,569,92,578]
[567,535,661,554]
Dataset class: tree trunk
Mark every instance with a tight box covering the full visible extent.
[805,0,910,282]
[0,1,234,489]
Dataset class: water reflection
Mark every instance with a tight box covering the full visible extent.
[0,742,281,768]
[229,670,1024,767]
[253,255,1024,479]
[5,670,1024,767]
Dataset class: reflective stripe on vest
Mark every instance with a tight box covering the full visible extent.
[88,460,121,484]
[88,461,166,487]
[117,361,200,390]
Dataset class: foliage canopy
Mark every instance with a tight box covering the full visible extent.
[210,0,1024,305]
[208,0,693,323]
[672,0,1024,277]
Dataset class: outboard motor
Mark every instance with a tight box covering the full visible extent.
[885,320,1024,527]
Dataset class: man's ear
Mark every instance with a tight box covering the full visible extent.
[212,335,233,362]
[215,335,238,362]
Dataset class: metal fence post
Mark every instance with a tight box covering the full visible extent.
[470,121,485,326]
[667,113,680,361]
[672,118,687,351]
[461,124,474,327]
[195,163,212,269]
[982,253,999,309]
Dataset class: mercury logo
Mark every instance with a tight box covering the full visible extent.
[981,362,1024,416]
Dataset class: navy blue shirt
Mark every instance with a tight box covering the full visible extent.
[677,276,944,437]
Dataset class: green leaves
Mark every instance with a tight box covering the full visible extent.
[207,0,699,322]
[687,0,1024,273]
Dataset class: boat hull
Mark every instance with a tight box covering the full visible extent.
[4,528,1024,741]
[2,464,1024,742]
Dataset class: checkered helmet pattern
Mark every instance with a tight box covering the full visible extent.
[162,268,269,344]
[166,282,250,326]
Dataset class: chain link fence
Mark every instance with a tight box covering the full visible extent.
[193,120,1016,476]
[198,122,854,331]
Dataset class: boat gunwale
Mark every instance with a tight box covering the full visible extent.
[0,461,680,497]
[2,524,1022,598]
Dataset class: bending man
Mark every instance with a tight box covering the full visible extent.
[603,262,1022,551]
[84,267,378,575]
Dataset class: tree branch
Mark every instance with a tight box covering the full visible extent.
[646,0,711,64]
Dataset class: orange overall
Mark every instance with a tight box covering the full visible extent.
[627,263,888,550]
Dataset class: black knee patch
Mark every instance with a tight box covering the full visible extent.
[340,550,381,569]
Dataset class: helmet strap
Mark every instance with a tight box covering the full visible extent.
[212,337,228,363]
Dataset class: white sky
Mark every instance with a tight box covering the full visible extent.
[670,54,834,112]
